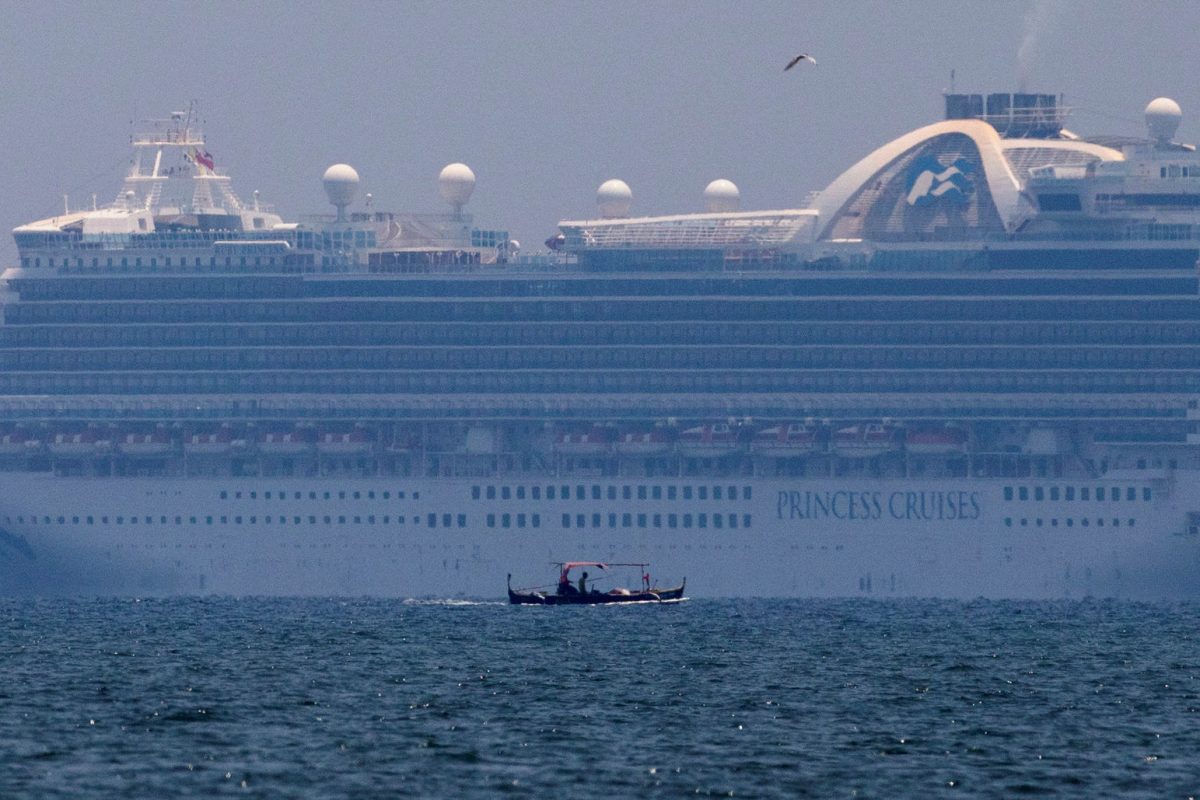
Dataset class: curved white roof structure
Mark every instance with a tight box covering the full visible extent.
[814,118,1123,241]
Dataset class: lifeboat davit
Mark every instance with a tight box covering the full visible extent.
[614,429,671,457]
[119,429,174,458]
[0,427,38,456]
[317,429,374,456]
[750,423,820,458]
[48,429,112,457]
[677,423,739,458]
[185,427,238,456]
[832,424,900,458]
[258,428,314,456]
[554,426,612,456]
[905,426,968,455]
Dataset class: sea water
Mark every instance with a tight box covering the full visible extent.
[1,597,1197,798]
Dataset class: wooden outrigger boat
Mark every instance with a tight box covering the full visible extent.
[507,562,686,605]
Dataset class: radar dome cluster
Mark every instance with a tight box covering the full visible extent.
[704,179,740,213]
[1145,97,1182,144]
[596,179,633,218]
[320,162,478,219]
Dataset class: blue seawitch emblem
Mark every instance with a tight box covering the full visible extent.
[905,155,975,207]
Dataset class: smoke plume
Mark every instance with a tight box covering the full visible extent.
[1018,0,1063,91]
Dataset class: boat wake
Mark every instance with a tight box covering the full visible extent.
[400,598,506,607]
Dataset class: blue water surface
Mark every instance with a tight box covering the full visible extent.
[1,597,1197,798]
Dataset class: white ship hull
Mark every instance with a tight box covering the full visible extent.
[2,471,1198,599]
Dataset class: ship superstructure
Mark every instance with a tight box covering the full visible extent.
[2,97,1199,598]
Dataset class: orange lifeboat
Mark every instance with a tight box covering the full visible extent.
[317,429,374,456]
[832,423,900,458]
[614,428,671,457]
[677,423,739,458]
[119,428,174,458]
[257,427,314,456]
[0,426,37,457]
[48,429,112,457]
[905,425,968,455]
[185,426,238,456]
[751,422,821,458]
[554,425,612,456]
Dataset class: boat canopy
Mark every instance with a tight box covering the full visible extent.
[558,561,648,579]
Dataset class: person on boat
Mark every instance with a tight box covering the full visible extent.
[578,571,588,595]
[557,571,575,596]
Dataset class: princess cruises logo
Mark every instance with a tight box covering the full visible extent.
[905,155,975,207]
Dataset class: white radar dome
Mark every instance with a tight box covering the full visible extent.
[438,163,476,211]
[703,179,740,213]
[1145,97,1182,144]
[322,164,360,219]
[596,179,632,218]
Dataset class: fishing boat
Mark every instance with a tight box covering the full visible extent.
[507,561,686,605]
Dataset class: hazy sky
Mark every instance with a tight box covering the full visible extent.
[2,0,1198,264]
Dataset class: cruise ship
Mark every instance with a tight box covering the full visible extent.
[2,95,1200,598]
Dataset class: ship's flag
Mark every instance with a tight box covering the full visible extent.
[194,149,215,171]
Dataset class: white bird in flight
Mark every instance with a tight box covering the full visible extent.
[784,53,817,70]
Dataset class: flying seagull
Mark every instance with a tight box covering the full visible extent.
[784,54,817,71]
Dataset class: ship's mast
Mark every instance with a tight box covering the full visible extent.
[120,100,242,214]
